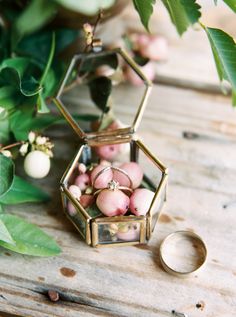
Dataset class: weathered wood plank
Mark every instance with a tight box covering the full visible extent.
[1,81,236,317]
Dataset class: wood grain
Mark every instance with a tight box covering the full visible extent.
[1,82,236,317]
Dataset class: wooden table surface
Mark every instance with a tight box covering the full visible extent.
[1,3,236,317]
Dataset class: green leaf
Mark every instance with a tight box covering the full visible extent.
[88,76,112,112]
[0,218,15,245]
[0,86,19,109]
[0,115,10,144]
[54,0,115,15]
[204,27,236,106]
[40,33,55,86]
[133,0,156,31]
[222,0,236,12]
[16,29,79,64]
[161,0,201,35]
[12,0,57,48]
[0,214,61,256]
[0,176,50,205]
[0,155,14,197]
[37,92,50,114]
[0,67,42,97]
[0,205,4,213]
[0,57,32,77]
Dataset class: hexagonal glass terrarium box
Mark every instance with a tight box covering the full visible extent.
[54,47,168,247]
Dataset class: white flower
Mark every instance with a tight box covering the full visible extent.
[1,150,12,158]
[19,143,29,156]
[36,136,47,145]
[28,131,36,143]
[0,107,5,114]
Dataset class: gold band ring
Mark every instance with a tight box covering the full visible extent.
[159,230,207,277]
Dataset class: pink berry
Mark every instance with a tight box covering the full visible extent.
[68,185,81,199]
[74,173,90,191]
[67,201,77,216]
[90,164,113,189]
[117,224,140,241]
[80,194,95,208]
[124,61,155,86]
[96,189,130,216]
[78,163,87,174]
[130,188,155,216]
[95,143,121,160]
[139,35,168,61]
[113,162,143,189]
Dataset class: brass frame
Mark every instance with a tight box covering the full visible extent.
[53,48,153,145]
[53,47,168,247]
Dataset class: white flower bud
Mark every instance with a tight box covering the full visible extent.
[1,150,12,158]
[28,131,36,143]
[36,136,47,145]
[19,143,29,156]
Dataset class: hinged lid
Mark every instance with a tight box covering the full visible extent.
[53,47,152,145]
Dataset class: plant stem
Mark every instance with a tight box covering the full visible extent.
[1,141,23,151]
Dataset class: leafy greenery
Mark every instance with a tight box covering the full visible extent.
[161,0,201,35]
[222,0,236,13]
[0,218,15,245]
[0,176,50,205]
[0,214,61,256]
[0,155,14,197]
[204,27,236,105]
[133,0,156,32]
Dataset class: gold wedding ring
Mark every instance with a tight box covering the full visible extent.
[92,165,134,195]
[159,231,207,277]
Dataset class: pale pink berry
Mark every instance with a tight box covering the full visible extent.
[96,189,130,216]
[117,224,140,241]
[80,194,95,208]
[74,173,90,191]
[138,35,168,61]
[130,188,155,216]
[113,162,143,189]
[78,163,87,174]
[67,201,77,216]
[68,185,81,199]
[100,160,111,167]
[124,61,155,86]
[90,164,113,189]
[95,143,121,160]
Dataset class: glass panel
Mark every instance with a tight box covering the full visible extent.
[97,221,141,244]
[64,194,87,238]
[58,50,146,135]
[151,184,166,232]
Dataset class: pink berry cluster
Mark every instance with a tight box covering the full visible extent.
[68,160,155,219]
[122,32,168,86]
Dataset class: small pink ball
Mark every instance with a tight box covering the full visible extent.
[80,194,95,208]
[67,201,77,216]
[139,35,168,61]
[74,173,90,191]
[95,143,121,160]
[78,163,87,174]
[96,189,130,216]
[68,185,81,199]
[117,224,140,241]
[124,61,155,86]
[90,164,113,189]
[113,162,143,189]
[130,188,155,216]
